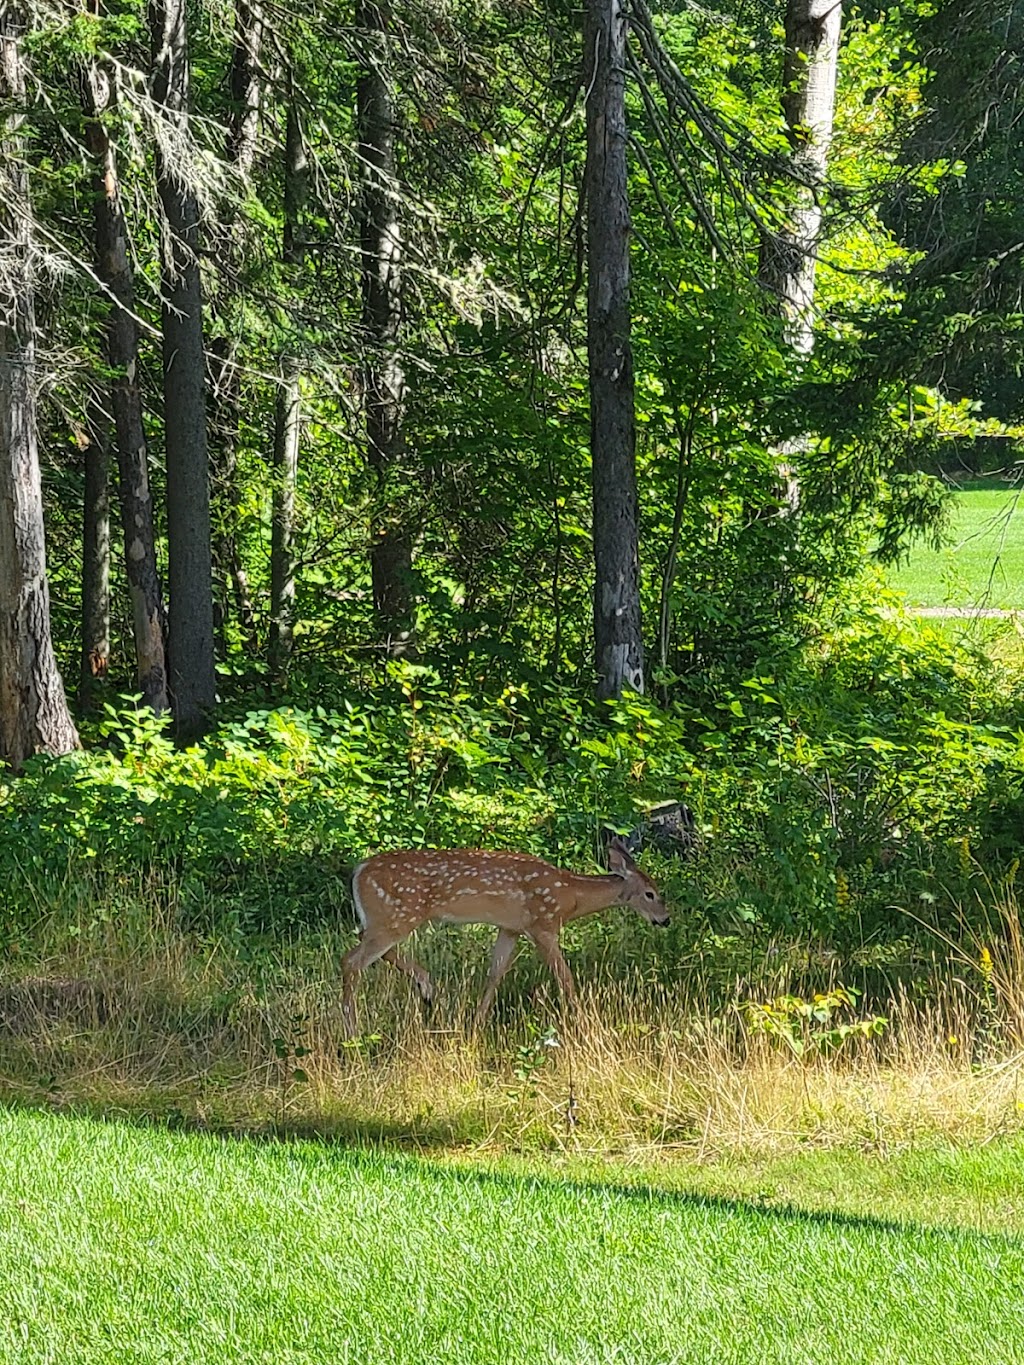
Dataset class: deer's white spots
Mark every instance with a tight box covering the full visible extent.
[341,846,667,1033]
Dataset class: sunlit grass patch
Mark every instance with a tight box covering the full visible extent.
[889,478,1024,609]
[1,1108,1023,1365]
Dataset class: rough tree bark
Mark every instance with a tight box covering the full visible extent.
[79,411,110,707]
[584,0,644,700]
[150,0,216,741]
[84,54,169,713]
[0,8,80,768]
[209,0,261,650]
[268,352,300,677]
[269,99,307,678]
[358,0,414,655]
[759,0,843,511]
[269,356,301,675]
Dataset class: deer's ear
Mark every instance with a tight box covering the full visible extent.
[606,838,636,874]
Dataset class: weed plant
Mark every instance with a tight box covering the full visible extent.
[3,592,1023,950]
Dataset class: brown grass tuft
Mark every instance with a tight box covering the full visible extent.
[2,886,1022,1158]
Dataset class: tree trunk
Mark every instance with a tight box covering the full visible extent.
[358,0,414,655]
[269,355,301,675]
[84,57,169,714]
[0,9,80,768]
[150,0,216,741]
[209,0,261,651]
[761,0,843,355]
[759,0,843,513]
[269,98,307,678]
[225,0,262,178]
[584,0,644,700]
[79,410,110,708]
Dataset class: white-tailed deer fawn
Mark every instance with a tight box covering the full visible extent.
[341,839,669,1033]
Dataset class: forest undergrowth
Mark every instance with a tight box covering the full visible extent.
[3,601,1024,1156]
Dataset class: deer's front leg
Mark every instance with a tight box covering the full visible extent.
[530,929,579,1011]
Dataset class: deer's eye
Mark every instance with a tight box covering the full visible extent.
[644,890,655,901]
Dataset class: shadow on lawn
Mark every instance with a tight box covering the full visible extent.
[3,1093,1020,1250]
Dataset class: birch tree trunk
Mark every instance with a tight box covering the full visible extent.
[269,99,307,678]
[358,0,414,656]
[0,8,80,768]
[763,0,842,354]
[760,0,843,511]
[150,0,216,741]
[269,354,301,675]
[585,0,644,700]
[85,56,169,713]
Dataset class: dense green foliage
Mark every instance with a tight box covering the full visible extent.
[885,0,1024,421]
[24,0,1012,690]
[4,591,1021,965]
[2,0,1024,998]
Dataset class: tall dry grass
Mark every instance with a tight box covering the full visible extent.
[1,872,1023,1158]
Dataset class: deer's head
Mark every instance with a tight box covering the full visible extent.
[607,839,670,927]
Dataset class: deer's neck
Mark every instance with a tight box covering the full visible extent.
[564,873,625,922]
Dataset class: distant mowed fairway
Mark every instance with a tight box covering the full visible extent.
[2,1110,1023,1364]
[889,479,1024,609]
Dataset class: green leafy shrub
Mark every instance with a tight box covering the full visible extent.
[2,600,1022,958]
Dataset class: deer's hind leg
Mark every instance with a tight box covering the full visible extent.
[341,926,413,1037]
[382,946,435,1016]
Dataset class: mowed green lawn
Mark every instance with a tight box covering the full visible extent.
[889,479,1024,609]
[2,1109,1023,1365]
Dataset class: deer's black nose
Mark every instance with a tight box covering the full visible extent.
[653,915,670,928]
